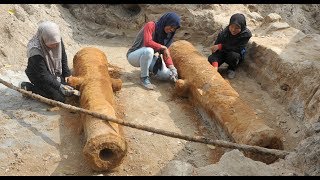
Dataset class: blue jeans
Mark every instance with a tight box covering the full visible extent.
[127,47,157,78]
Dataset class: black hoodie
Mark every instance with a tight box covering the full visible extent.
[215,13,252,54]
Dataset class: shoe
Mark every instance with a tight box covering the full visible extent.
[19,81,31,98]
[140,76,155,90]
[20,82,29,91]
[227,70,236,79]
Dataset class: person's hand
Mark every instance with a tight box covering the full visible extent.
[210,45,219,53]
[65,75,72,83]
[169,66,178,82]
[161,45,171,60]
[161,45,167,51]
[212,62,218,71]
[59,84,74,96]
[154,52,160,57]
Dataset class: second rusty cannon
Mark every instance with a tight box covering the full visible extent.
[170,40,283,164]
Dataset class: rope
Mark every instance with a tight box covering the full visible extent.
[0,77,290,158]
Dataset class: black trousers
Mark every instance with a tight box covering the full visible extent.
[25,75,66,103]
[208,51,241,71]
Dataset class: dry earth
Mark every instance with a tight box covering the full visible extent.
[0,4,319,176]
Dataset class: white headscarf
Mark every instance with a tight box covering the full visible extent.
[27,21,62,76]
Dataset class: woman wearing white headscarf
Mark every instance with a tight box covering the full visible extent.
[20,21,74,102]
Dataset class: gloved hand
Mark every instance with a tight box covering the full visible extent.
[169,67,178,82]
[59,84,74,96]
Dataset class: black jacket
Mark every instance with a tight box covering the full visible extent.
[25,40,71,90]
[215,27,252,54]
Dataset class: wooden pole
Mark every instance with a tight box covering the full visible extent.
[0,77,290,159]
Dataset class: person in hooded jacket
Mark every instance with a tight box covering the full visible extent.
[20,21,75,102]
[126,12,181,90]
[208,13,252,79]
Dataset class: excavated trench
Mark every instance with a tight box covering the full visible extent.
[1,4,318,175]
[65,4,317,172]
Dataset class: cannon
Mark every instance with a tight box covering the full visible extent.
[68,47,127,171]
[170,40,283,164]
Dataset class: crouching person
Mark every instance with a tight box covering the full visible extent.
[20,21,74,102]
[208,13,252,79]
[126,12,181,90]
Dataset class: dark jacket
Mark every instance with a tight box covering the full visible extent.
[25,40,70,90]
[215,27,252,54]
[215,13,252,54]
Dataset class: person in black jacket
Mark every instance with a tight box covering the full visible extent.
[20,21,74,102]
[208,13,252,79]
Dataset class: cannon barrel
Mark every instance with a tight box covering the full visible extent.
[170,40,283,163]
[70,47,127,171]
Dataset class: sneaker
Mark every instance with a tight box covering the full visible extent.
[227,70,236,79]
[140,76,155,90]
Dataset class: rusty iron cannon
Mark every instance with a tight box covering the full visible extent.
[170,40,283,164]
[68,47,126,171]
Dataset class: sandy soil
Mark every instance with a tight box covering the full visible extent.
[0,4,311,176]
[0,34,304,176]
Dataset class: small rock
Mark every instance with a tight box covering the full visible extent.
[207,144,216,150]
[249,12,264,21]
[197,88,204,96]
[264,13,282,23]
[269,22,290,31]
